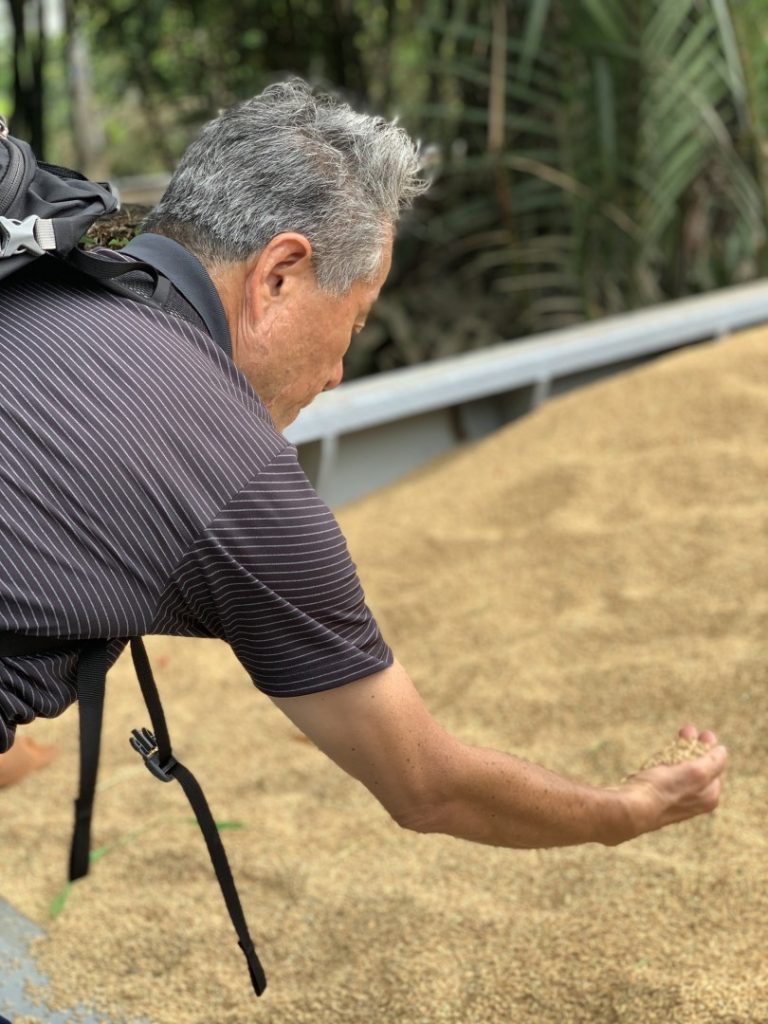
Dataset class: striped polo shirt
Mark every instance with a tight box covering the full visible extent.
[0,235,392,752]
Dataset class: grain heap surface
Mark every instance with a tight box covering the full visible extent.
[637,736,712,771]
[2,329,767,1023]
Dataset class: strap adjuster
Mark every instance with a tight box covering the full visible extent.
[129,726,177,782]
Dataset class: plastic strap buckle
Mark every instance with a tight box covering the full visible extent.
[129,726,177,783]
[0,213,56,257]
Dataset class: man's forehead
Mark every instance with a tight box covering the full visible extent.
[372,235,394,291]
[360,281,383,313]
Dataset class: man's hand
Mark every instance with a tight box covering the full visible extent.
[611,725,727,845]
[271,662,727,850]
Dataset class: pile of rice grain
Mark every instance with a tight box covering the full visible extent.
[2,329,767,1023]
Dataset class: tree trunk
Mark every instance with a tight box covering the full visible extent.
[8,0,45,154]
[64,0,109,178]
[31,0,44,151]
[9,0,29,138]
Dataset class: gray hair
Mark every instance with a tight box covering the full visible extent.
[144,79,428,293]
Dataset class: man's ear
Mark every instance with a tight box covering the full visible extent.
[246,233,315,318]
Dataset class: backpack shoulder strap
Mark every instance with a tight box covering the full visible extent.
[0,633,107,880]
[122,234,233,357]
[0,632,267,997]
[68,639,109,879]
[128,638,267,996]
[64,246,173,307]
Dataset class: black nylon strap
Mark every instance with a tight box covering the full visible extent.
[129,637,173,763]
[64,247,172,307]
[68,639,109,881]
[0,631,267,996]
[0,634,110,881]
[122,235,232,358]
[65,246,159,282]
[128,638,267,997]
[0,633,78,656]
[172,759,268,996]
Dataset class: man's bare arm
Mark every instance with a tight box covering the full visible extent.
[270,660,727,849]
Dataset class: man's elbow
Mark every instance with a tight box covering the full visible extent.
[388,792,452,835]
[380,740,465,836]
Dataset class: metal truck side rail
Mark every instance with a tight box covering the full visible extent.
[287,279,768,507]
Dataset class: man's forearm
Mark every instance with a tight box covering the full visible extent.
[401,740,632,848]
[271,661,725,851]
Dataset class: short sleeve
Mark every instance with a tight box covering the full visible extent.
[157,447,393,696]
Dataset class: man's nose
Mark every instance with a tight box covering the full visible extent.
[323,363,344,391]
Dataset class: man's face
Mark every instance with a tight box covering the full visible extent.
[234,235,393,432]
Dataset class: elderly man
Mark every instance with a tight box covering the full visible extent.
[1,81,725,850]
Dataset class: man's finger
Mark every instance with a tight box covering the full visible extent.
[702,743,728,773]
[686,744,728,786]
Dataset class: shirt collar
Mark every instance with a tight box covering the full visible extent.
[122,233,232,359]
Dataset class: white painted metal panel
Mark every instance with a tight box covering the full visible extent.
[286,278,768,446]
[286,280,768,507]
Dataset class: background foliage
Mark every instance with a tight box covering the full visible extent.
[3,0,768,379]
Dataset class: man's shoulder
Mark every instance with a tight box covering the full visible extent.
[1,252,186,360]
[1,251,284,476]
[4,250,217,382]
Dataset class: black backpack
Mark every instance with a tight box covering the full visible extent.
[0,114,117,277]
[0,117,267,997]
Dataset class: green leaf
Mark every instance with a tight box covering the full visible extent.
[49,881,73,920]
[89,843,113,863]
[645,0,700,60]
[185,818,245,831]
[593,56,617,189]
[519,0,552,84]
[710,0,746,104]
[580,0,632,45]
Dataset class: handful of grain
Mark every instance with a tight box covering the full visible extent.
[623,736,711,781]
